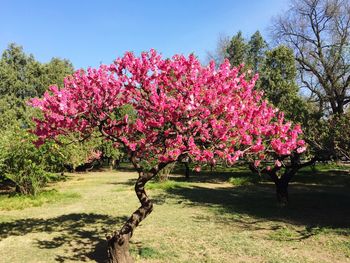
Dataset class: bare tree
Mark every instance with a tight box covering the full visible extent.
[205,33,230,65]
[272,0,350,116]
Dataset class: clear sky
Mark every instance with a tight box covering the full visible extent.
[0,0,289,69]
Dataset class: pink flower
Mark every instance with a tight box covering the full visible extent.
[254,160,261,167]
[297,140,305,146]
[129,143,136,151]
[194,166,201,172]
[297,146,307,153]
[275,160,282,167]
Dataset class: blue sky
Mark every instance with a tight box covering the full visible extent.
[0,0,289,69]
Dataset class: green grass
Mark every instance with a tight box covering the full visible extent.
[131,246,163,260]
[0,165,349,262]
[0,189,81,211]
[146,180,190,190]
[229,176,260,186]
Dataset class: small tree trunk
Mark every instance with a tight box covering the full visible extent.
[269,169,296,206]
[184,162,190,179]
[106,172,155,263]
[274,179,289,205]
[15,184,22,194]
[110,159,115,170]
[114,158,121,169]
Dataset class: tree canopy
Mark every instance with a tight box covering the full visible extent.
[31,50,306,169]
[0,43,74,99]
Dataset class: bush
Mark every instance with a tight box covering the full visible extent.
[305,113,350,161]
[0,128,50,195]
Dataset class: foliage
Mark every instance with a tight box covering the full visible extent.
[0,43,114,193]
[0,95,33,130]
[0,128,49,195]
[305,112,350,160]
[0,43,73,99]
[55,135,104,170]
[42,57,74,89]
[260,45,311,123]
[247,31,268,73]
[328,113,350,160]
[31,50,306,172]
[225,31,248,68]
[0,43,79,195]
[225,30,267,73]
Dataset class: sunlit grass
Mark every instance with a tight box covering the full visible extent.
[146,180,190,190]
[0,165,349,262]
[0,190,80,211]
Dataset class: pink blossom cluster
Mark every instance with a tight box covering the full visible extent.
[30,50,306,169]
[86,150,102,163]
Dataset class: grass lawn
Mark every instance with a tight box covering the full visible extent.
[0,164,349,262]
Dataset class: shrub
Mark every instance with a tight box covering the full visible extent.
[0,128,49,195]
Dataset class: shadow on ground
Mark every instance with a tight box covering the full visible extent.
[116,165,350,232]
[0,213,128,262]
[158,165,350,233]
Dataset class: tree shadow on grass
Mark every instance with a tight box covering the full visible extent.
[165,183,350,232]
[172,163,350,186]
[293,168,350,187]
[171,164,253,183]
[0,213,128,262]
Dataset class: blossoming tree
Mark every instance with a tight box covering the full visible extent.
[31,50,305,263]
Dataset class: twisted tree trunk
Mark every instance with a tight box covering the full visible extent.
[107,172,154,263]
[106,159,168,263]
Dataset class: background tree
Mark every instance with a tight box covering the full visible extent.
[272,0,350,116]
[31,50,305,262]
[206,33,230,65]
[226,31,248,67]
[42,57,74,89]
[260,45,310,123]
[0,43,74,98]
[272,0,350,160]
[0,43,42,98]
[247,31,268,73]
[0,43,82,194]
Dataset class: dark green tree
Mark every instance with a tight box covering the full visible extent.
[0,43,74,99]
[247,31,267,73]
[0,43,75,194]
[226,31,247,67]
[0,43,41,98]
[260,45,309,123]
[42,57,74,88]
